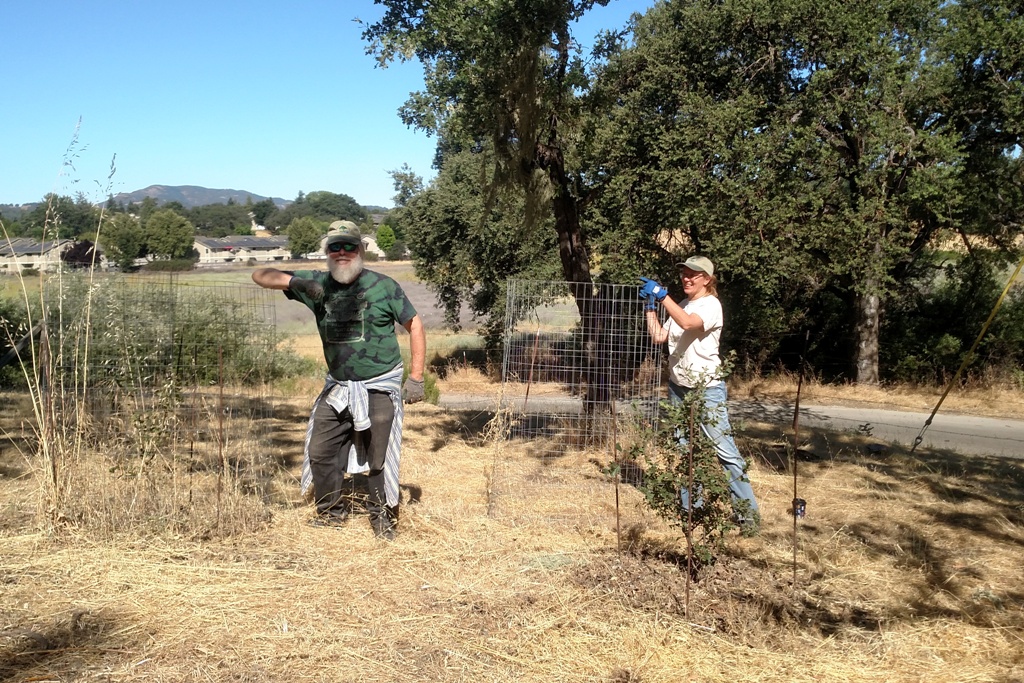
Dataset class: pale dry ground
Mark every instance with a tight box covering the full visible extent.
[3,266,1023,681]
[731,373,1024,421]
[1,379,1023,682]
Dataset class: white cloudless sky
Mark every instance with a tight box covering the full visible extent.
[0,0,650,209]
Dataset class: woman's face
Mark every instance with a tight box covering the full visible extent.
[680,267,709,298]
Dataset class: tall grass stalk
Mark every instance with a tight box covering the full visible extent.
[2,134,281,537]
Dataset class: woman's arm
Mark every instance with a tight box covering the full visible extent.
[661,296,705,331]
[645,310,669,344]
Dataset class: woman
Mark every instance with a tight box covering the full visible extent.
[641,255,759,525]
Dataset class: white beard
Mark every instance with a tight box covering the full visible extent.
[327,253,364,284]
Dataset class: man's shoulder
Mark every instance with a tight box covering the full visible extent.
[294,268,328,281]
[358,269,402,290]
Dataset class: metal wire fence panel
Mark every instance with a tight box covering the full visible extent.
[30,274,287,534]
[492,280,664,525]
[501,280,664,448]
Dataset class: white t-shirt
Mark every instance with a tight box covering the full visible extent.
[663,295,723,388]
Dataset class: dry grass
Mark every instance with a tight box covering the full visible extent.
[2,382,1023,682]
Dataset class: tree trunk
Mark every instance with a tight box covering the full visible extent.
[538,144,612,410]
[853,288,880,385]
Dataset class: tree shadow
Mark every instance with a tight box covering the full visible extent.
[0,609,122,681]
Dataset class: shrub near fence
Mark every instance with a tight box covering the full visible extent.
[18,274,303,537]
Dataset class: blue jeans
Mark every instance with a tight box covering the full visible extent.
[667,381,759,516]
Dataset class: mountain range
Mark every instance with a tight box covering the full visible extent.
[111,185,289,209]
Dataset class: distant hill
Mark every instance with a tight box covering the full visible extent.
[112,185,289,209]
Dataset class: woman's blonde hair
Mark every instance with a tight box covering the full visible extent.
[704,273,719,297]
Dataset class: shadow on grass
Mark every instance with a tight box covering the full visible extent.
[0,609,122,682]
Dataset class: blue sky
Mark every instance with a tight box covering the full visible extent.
[1,1,650,209]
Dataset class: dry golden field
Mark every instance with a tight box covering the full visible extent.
[1,264,1023,682]
[2,371,1023,682]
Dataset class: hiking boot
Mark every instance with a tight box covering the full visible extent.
[371,518,396,541]
[309,510,349,528]
[368,505,398,541]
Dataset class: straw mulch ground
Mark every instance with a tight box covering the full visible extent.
[2,395,1023,682]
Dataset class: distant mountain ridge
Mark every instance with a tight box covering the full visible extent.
[112,185,289,209]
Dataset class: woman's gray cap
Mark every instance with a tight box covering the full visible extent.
[680,255,715,276]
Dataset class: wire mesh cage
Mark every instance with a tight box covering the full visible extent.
[492,279,664,525]
[28,273,286,534]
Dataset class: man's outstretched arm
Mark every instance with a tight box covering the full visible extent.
[403,314,426,382]
[252,268,292,290]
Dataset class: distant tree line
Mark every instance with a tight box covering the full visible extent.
[0,190,399,271]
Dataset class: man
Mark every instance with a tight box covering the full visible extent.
[252,220,426,540]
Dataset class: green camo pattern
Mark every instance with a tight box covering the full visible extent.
[285,269,417,381]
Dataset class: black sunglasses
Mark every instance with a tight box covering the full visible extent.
[327,241,360,253]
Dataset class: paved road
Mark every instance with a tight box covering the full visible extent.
[729,400,1024,459]
[437,394,1024,459]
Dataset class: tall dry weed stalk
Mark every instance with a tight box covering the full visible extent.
[0,127,112,529]
[2,131,277,537]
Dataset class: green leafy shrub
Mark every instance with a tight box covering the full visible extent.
[141,259,195,272]
[46,275,301,387]
[627,389,746,568]
[385,240,409,261]
[882,258,1024,385]
[0,294,32,388]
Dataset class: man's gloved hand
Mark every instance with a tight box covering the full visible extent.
[644,294,658,311]
[403,377,425,404]
[638,277,668,302]
[289,276,324,301]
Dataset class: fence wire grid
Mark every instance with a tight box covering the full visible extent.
[42,273,281,435]
[492,279,665,525]
[24,274,286,533]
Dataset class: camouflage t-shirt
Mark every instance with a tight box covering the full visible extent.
[284,269,417,381]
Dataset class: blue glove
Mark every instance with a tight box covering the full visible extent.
[638,278,668,302]
[644,294,658,311]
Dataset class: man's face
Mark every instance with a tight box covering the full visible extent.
[326,241,364,284]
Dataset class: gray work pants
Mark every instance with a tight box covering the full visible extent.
[307,390,395,520]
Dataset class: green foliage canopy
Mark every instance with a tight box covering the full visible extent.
[285,216,326,258]
[584,0,977,382]
[375,224,396,255]
[402,146,561,337]
[144,209,196,260]
[364,0,610,292]
[100,213,147,270]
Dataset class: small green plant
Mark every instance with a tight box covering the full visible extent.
[423,371,440,404]
[631,389,743,568]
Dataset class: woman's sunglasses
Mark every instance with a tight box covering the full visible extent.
[327,241,360,254]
